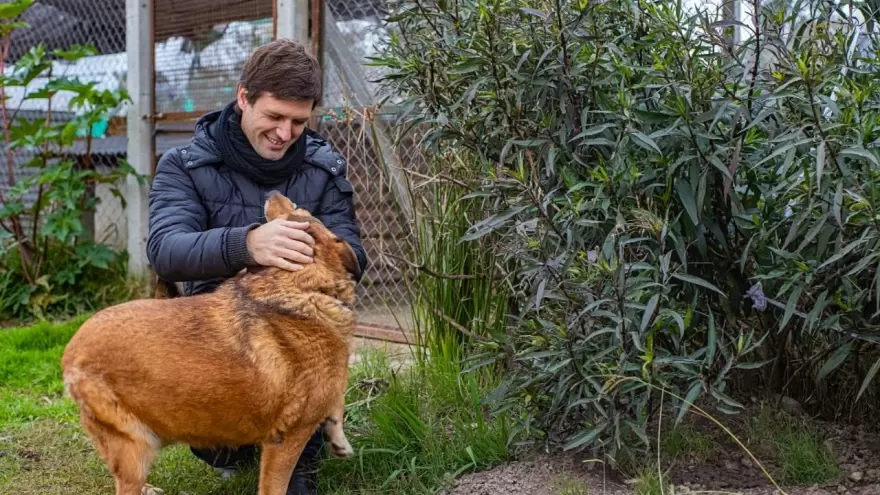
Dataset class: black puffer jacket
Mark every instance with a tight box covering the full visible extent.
[146,109,367,297]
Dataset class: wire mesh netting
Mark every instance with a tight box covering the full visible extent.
[153,0,275,115]
[1,0,128,247]
[318,0,421,330]
[322,0,391,107]
[312,109,422,330]
[94,156,128,251]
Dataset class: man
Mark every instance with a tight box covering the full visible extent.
[146,38,367,495]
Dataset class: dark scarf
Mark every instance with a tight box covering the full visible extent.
[214,100,307,186]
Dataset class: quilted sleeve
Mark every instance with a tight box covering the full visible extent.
[146,149,259,282]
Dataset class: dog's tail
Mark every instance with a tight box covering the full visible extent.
[64,366,163,450]
[64,366,130,427]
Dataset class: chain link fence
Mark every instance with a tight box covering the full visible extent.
[0,0,128,249]
[316,0,422,330]
[312,110,420,331]
[322,0,391,108]
[153,0,275,115]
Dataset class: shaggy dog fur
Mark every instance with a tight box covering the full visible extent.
[61,192,360,495]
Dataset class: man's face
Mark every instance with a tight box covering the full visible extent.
[236,87,313,161]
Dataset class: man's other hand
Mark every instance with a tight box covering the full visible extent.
[246,219,315,271]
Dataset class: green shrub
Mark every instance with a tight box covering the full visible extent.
[0,0,147,322]
[373,0,880,467]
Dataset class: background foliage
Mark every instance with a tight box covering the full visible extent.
[374,0,880,468]
[0,0,146,322]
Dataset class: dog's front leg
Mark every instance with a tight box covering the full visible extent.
[257,428,316,495]
[323,394,353,458]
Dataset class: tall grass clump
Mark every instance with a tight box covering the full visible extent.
[371,0,880,471]
[404,148,510,366]
[316,349,511,494]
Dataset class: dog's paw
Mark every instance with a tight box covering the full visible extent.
[329,437,354,458]
[142,484,165,495]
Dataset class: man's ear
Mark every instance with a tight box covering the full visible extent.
[264,191,297,222]
[236,84,248,109]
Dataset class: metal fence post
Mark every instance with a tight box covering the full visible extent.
[275,0,309,43]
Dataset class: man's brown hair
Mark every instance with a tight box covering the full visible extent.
[239,38,323,106]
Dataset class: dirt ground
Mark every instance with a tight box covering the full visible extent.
[442,450,880,495]
[442,451,630,495]
[442,398,880,495]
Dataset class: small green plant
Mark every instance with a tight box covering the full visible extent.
[776,426,840,484]
[318,346,512,493]
[659,424,716,462]
[633,466,670,495]
[398,147,509,366]
[554,477,590,495]
[0,0,148,321]
[745,405,839,485]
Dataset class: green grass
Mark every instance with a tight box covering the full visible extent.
[316,348,511,493]
[775,426,840,485]
[741,403,841,485]
[553,477,590,495]
[658,424,716,462]
[632,466,670,495]
[0,316,512,494]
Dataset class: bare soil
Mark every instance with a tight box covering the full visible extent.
[442,451,630,495]
[442,397,880,495]
[443,451,880,495]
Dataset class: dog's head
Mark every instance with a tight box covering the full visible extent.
[262,190,362,289]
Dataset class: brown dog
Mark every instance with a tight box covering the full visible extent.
[61,191,361,495]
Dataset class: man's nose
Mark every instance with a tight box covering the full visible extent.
[276,124,292,142]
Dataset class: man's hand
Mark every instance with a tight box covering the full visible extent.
[246,219,315,271]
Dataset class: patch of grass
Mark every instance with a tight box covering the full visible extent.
[317,348,512,494]
[0,317,511,494]
[0,389,79,426]
[632,466,670,495]
[0,419,260,495]
[659,424,716,462]
[0,315,89,427]
[774,422,840,484]
[553,476,590,495]
[0,420,114,494]
[746,403,840,485]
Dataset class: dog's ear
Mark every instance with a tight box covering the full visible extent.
[340,242,362,282]
[264,191,297,222]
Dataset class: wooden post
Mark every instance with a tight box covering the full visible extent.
[125,0,154,277]
[276,0,309,43]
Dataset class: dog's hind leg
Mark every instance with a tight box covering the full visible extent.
[66,371,161,495]
[257,427,319,495]
[80,415,161,495]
